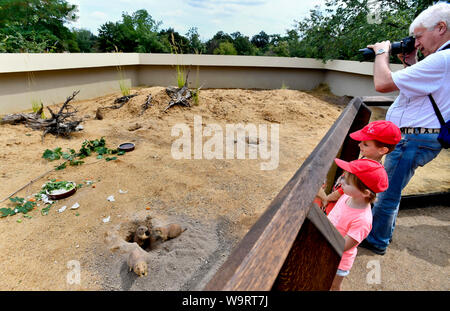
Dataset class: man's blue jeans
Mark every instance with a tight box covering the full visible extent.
[366,133,442,250]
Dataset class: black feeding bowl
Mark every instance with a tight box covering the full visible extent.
[118,142,135,152]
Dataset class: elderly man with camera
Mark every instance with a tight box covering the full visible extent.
[358,2,450,255]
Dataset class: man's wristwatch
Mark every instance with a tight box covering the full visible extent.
[375,48,387,56]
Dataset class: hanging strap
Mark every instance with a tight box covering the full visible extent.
[428,94,446,126]
[427,43,449,126]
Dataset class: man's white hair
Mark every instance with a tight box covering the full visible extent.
[409,2,450,35]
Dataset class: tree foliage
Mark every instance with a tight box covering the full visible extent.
[97,9,165,52]
[213,41,237,55]
[0,1,438,60]
[186,27,206,54]
[0,0,78,52]
[295,0,436,62]
[72,28,98,52]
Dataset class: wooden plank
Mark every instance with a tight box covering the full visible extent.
[332,102,371,185]
[324,144,342,194]
[272,203,344,291]
[204,98,365,291]
[307,202,344,256]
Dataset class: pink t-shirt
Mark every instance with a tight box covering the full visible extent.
[327,194,373,271]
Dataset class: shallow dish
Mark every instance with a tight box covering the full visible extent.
[118,142,135,152]
[45,182,77,200]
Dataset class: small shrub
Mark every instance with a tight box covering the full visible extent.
[31,100,46,119]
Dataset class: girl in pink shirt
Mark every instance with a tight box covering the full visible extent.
[328,158,388,291]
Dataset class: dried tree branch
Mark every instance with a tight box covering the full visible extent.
[1,90,83,140]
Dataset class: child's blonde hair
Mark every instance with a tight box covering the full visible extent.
[344,171,377,203]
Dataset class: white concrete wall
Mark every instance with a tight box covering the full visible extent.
[0,53,403,114]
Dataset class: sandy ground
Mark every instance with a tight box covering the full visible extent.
[0,86,448,291]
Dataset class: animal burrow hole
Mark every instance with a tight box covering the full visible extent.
[121,215,154,251]
[119,215,186,252]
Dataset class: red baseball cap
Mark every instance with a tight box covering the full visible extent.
[350,120,401,145]
[334,158,388,193]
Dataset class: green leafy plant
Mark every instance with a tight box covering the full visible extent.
[192,49,202,106]
[114,47,131,96]
[55,162,67,170]
[119,78,131,96]
[39,180,75,194]
[31,100,46,119]
[176,65,185,88]
[41,204,52,216]
[170,33,186,88]
[42,137,125,170]
[192,89,199,106]
[42,147,63,161]
[0,197,37,218]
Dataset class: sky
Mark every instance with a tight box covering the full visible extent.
[67,0,327,41]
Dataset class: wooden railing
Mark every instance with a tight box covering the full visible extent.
[203,97,372,291]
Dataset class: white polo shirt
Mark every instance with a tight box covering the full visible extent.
[387,40,450,129]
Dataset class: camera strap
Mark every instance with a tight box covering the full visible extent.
[428,94,445,126]
[428,43,449,124]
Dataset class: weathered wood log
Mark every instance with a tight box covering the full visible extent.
[164,70,195,112]
[1,114,27,125]
[39,90,82,139]
[164,85,192,112]
[1,90,82,140]
[165,86,180,97]
[1,103,44,125]
[111,94,138,109]
[139,94,153,116]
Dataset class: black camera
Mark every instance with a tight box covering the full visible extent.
[359,36,416,60]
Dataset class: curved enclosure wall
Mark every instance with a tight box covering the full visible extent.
[0,53,402,114]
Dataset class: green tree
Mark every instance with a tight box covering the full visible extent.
[267,41,290,57]
[206,31,233,54]
[159,28,190,54]
[213,41,237,55]
[0,0,79,52]
[251,31,270,54]
[295,0,436,62]
[130,9,166,53]
[97,22,122,52]
[97,9,165,53]
[231,32,256,55]
[186,27,206,54]
[72,28,98,52]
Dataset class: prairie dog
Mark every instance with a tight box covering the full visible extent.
[127,247,148,277]
[133,225,150,247]
[153,223,186,241]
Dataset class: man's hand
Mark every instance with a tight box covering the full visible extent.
[397,48,418,67]
[367,41,391,55]
[368,40,399,93]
